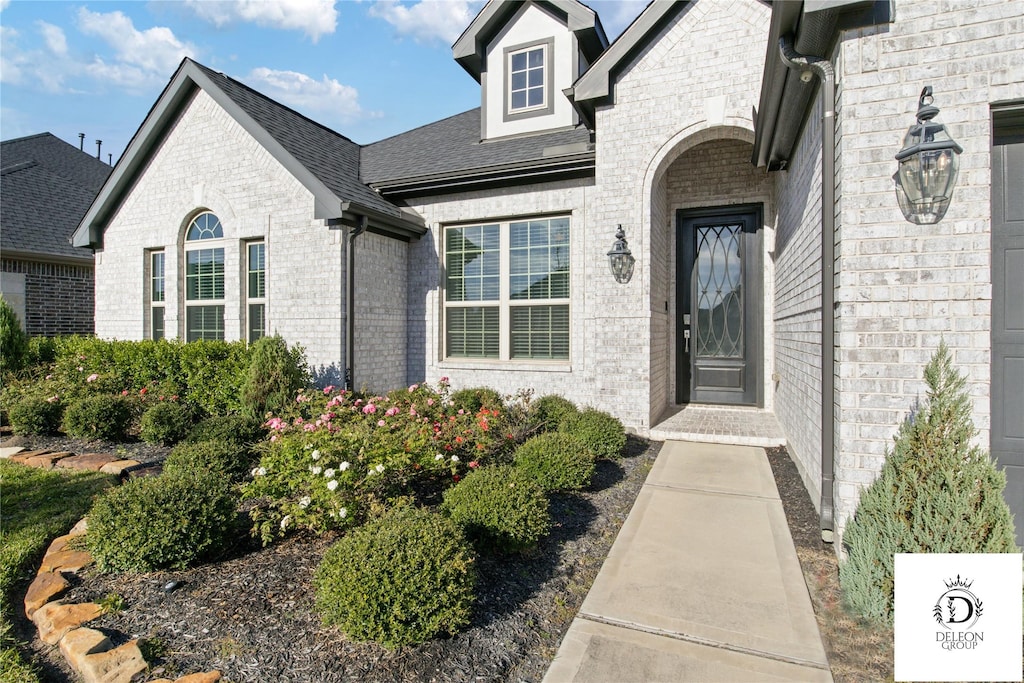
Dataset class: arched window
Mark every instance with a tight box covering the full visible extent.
[184,212,225,341]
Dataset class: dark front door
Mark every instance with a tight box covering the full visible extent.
[991,106,1024,548]
[676,205,762,406]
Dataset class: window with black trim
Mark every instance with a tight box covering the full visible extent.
[149,250,165,340]
[247,241,266,343]
[444,216,569,361]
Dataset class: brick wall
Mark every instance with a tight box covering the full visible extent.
[352,231,408,393]
[94,89,347,373]
[1,258,94,336]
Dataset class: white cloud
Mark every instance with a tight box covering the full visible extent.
[244,67,372,123]
[0,0,10,12]
[0,27,23,84]
[183,0,338,42]
[37,21,67,56]
[369,0,483,45]
[77,8,195,81]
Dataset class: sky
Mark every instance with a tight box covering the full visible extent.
[0,0,649,163]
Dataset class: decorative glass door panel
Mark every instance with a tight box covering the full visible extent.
[677,206,762,406]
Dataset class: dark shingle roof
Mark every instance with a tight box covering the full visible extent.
[190,62,402,219]
[1,133,111,260]
[361,108,592,186]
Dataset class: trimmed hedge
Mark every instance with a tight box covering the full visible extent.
[514,432,595,491]
[8,396,62,436]
[532,394,578,431]
[62,395,132,442]
[560,408,627,460]
[163,439,254,482]
[139,402,192,445]
[183,415,265,448]
[314,506,476,648]
[449,387,504,414]
[85,469,239,573]
[441,465,550,554]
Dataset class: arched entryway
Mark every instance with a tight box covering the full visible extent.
[646,130,774,422]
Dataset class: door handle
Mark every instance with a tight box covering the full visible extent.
[683,328,690,353]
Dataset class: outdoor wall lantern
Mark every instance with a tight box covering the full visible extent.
[607,224,635,284]
[894,86,962,225]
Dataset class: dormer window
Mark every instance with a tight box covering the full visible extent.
[504,38,554,121]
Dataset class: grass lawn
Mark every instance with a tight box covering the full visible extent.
[0,460,115,682]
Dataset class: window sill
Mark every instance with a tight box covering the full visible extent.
[439,359,572,373]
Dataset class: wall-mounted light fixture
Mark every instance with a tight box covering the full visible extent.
[607,224,635,284]
[894,86,962,225]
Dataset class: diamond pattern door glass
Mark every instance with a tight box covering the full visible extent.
[695,224,742,358]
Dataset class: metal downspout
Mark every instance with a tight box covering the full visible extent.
[345,215,368,391]
[779,34,836,543]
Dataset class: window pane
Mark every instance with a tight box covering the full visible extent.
[445,225,499,302]
[248,303,265,343]
[151,252,165,303]
[187,306,224,342]
[528,69,543,88]
[511,71,527,90]
[528,48,544,68]
[510,46,545,112]
[511,90,526,110]
[186,248,225,300]
[509,218,570,301]
[510,305,569,360]
[511,52,526,71]
[528,88,544,107]
[186,213,223,241]
[152,306,164,341]
[446,307,499,358]
[248,242,265,298]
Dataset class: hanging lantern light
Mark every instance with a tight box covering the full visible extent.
[607,224,635,284]
[893,86,963,225]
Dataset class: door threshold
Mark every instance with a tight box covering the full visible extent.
[651,404,785,447]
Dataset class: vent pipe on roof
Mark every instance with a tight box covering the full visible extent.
[108,154,112,166]
[95,140,102,160]
[779,34,837,544]
[79,133,85,151]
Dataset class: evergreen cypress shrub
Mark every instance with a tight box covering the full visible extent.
[514,432,596,491]
[85,468,239,573]
[139,402,192,445]
[240,335,308,418]
[560,408,627,460]
[441,465,550,554]
[8,396,63,435]
[62,395,132,441]
[532,394,578,431]
[314,506,476,648]
[163,439,253,482]
[840,343,1020,625]
[0,297,28,375]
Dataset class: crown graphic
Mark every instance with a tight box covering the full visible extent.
[944,574,973,590]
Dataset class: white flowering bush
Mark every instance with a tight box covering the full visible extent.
[241,381,515,545]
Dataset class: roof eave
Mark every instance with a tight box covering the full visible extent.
[337,201,427,241]
[752,0,892,169]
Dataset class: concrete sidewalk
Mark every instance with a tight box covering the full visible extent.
[543,441,833,683]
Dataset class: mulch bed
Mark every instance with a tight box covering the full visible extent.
[14,436,661,682]
[10,435,895,682]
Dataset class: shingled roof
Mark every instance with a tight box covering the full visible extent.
[74,58,424,249]
[1,133,111,262]
[361,109,594,196]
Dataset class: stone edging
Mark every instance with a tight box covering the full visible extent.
[7,447,221,683]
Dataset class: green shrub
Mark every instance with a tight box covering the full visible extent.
[0,297,28,376]
[840,343,1020,625]
[514,432,596,491]
[560,408,627,460]
[240,335,308,418]
[449,387,504,413]
[163,439,253,482]
[61,395,132,441]
[184,415,265,447]
[26,335,57,367]
[85,469,239,573]
[8,396,63,435]
[139,402,192,445]
[441,465,550,554]
[532,394,578,431]
[314,506,476,648]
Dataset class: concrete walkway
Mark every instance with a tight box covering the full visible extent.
[543,441,833,683]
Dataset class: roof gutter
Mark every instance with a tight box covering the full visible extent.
[778,34,836,544]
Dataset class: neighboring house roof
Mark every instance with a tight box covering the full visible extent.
[73,58,425,250]
[361,108,594,198]
[1,133,111,263]
[453,0,608,81]
[752,0,891,170]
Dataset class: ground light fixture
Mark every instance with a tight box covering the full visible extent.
[608,224,635,284]
[894,86,962,224]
